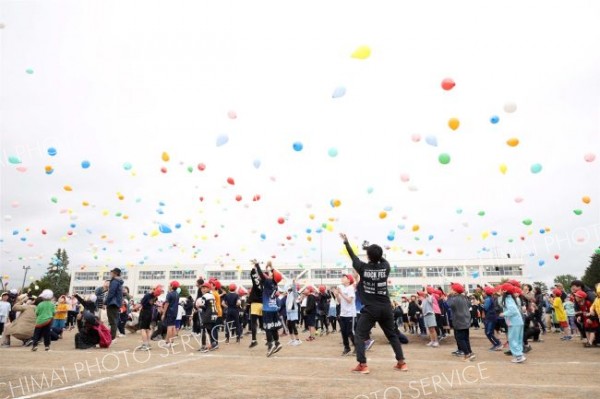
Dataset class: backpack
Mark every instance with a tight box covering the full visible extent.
[92,324,112,348]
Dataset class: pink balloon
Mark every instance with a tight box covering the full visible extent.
[584,152,596,162]
[411,134,421,143]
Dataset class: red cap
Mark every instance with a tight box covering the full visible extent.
[450,283,465,294]
[484,287,495,296]
[272,270,283,284]
[343,274,354,284]
[170,281,180,289]
[575,290,587,299]
[319,285,326,293]
[553,288,562,297]
[229,283,237,292]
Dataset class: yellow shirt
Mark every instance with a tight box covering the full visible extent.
[54,303,69,320]
[212,290,223,317]
[553,297,567,322]
[591,298,600,317]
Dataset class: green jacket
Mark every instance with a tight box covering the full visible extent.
[35,301,55,325]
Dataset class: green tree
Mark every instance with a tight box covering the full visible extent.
[582,250,600,288]
[533,281,549,293]
[39,248,72,297]
[553,274,579,290]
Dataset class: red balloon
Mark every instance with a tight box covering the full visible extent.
[197,163,206,171]
[235,195,242,201]
[441,78,455,91]
[227,177,235,185]
[160,167,167,173]
[277,217,285,224]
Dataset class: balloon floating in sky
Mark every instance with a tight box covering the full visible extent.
[158,224,172,234]
[522,218,532,226]
[448,118,460,131]
[573,209,582,215]
[506,138,519,147]
[584,153,596,162]
[8,156,21,164]
[48,147,57,156]
[351,45,371,60]
[161,152,170,162]
[425,135,438,147]
[328,148,338,158]
[81,160,91,169]
[490,115,499,124]
[216,134,229,147]
[292,142,303,152]
[582,196,591,204]
[332,86,346,98]
[438,153,451,165]
[503,102,517,113]
[530,163,543,174]
[441,78,455,91]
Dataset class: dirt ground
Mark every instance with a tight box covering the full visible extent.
[0,326,598,399]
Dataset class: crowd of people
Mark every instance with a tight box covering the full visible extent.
[1,235,599,375]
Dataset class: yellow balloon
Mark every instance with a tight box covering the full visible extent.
[351,45,371,60]
[448,118,460,131]
[506,138,519,147]
[499,163,507,174]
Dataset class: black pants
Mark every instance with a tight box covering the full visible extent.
[354,306,404,364]
[32,321,52,348]
[339,316,355,351]
[287,319,298,335]
[106,305,120,340]
[454,328,472,355]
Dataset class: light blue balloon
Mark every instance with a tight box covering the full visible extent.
[159,224,172,234]
[332,86,346,98]
[216,134,229,147]
[425,135,438,147]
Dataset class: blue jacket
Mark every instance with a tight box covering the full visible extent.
[105,277,124,308]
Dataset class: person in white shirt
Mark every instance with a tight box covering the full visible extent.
[333,274,357,356]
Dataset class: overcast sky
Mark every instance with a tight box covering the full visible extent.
[1,0,599,288]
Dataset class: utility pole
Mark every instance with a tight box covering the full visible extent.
[21,265,31,290]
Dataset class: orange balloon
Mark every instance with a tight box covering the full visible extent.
[506,138,519,147]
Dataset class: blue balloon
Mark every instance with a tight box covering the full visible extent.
[490,115,499,124]
[292,142,303,152]
[47,147,57,156]
[332,86,346,98]
[425,135,438,147]
[159,224,172,234]
[81,160,91,169]
[216,134,229,147]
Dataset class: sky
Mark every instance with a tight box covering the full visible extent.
[1,0,599,288]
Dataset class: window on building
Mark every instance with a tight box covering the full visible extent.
[74,272,101,281]
[72,286,96,295]
[169,270,197,280]
[138,271,165,280]
[137,285,153,295]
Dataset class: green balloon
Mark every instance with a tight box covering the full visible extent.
[573,209,582,215]
[522,219,532,226]
[438,153,451,165]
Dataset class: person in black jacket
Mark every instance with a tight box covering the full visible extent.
[341,233,407,374]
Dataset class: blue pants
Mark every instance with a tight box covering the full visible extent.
[508,325,524,356]
[484,319,500,346]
